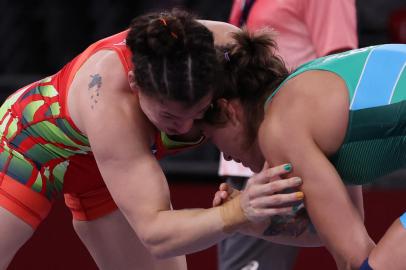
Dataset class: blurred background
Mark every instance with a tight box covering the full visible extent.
[1,0,405,269]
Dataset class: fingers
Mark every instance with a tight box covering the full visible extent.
[249,163,292,185]
[219,183,229,192]
[212,190,223,207]
[213,183,234,207]
[249,192,304,209]
[249,177,303,197]
[253,206,298,218]
[219,183,232,200]
[240,163,305,223]
[221,182,240,196]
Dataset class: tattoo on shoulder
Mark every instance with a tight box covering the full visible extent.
[262,207,315,237]
[88,74,102,109]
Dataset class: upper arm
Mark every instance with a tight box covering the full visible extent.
[71,51,172,233]
[259,75,372,264]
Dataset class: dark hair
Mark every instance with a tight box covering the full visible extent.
[126,9,218,105]
[206,28,289,143]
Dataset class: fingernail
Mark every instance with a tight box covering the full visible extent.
[294,177,302,184]
[295,192,304,200]
[284,163,292,172]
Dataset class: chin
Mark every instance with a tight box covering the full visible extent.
[164,129,178,135]
[160,127,179,135]
[243,162,261,173]
[250,165,262,173]
[248,160,265,173]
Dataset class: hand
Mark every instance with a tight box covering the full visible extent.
[212,183,240,207]
[240,163,304,223]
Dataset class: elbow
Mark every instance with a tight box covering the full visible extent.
[119,208,176,259]
[139,230,176,259]
[338,256,368,270]
[119,207,180,259]
[144,239,172,259]
[333,253,365,270]
[333,238,375,269]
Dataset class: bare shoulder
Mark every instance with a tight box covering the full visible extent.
[69,49,131,104]
[68,50,138,133]
[260,70,350,160]
[198,20,240,46]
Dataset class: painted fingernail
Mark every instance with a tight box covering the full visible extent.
[295,192,304,200]
[284,163,292,172]
[294,177,302,184]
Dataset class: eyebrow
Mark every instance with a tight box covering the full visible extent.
[162,104,211,119]
[162,112,177,118]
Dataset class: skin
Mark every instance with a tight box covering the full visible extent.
[212,181,364,248]
[203,70,375,269]
[68,21,236,261]
[0,207,33,270]
[368,220,406,269]
[72,210,186,270]
[0,20,305,269]
[260,71,374,270]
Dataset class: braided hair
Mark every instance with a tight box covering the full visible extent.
[126,9,219,105]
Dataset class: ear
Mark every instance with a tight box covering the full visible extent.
[128,71,138,92]
[216,99,242,126]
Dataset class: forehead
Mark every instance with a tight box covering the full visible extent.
[159,94,212,115]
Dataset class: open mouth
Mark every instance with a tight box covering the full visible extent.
[166,128,179,135]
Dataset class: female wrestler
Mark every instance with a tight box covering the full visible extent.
[0,10,305,270]
[205,29,406,269]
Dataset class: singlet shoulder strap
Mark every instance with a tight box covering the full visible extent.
[65,30,132,91]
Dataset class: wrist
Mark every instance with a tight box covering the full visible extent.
[219,195,249,233]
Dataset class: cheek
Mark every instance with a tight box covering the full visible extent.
[139,98,162,124]
[145,110,159,124]
[211,132,230,152]
[217,133,240,154]
[247,146,264,168]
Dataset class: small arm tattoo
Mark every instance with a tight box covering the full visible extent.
[263,207,315,237]
[88,74,102,109]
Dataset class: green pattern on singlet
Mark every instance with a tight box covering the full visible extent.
[0,78,91,199]
[266,44,406,185]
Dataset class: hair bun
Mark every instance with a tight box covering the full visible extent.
[145,15,185,56]
[231,28,278,67]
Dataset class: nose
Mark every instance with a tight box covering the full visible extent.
[174,119,194,134]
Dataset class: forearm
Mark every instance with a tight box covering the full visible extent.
[142,207,228,258]
[261,228,321,247]
[129,196,246,259]
[242,208,322,247]
[303,176,375,268]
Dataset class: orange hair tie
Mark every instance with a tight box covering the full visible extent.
[159,17,178,39]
